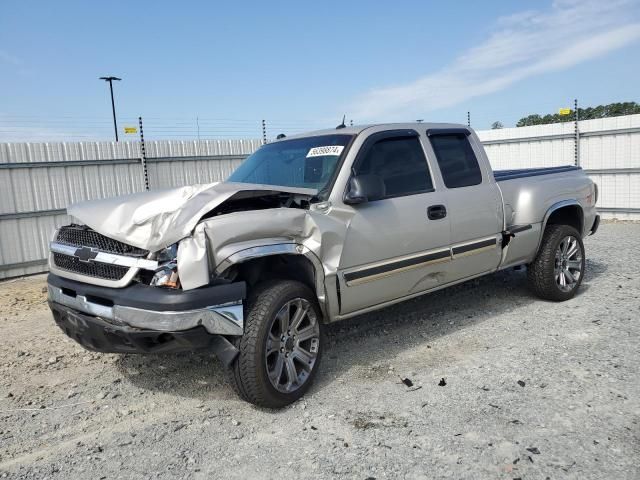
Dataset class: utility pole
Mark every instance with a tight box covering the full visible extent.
[99,76,121,141]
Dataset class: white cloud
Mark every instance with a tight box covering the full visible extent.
[0,49,34,77]
[0,113,112,143]
[0,50,22,66]
[0,50,22,65]
[350,0,640,121]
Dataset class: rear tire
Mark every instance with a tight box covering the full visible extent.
[527,224,585,301]
[226,280,323,408]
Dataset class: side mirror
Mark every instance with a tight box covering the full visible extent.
[344,174,385,205]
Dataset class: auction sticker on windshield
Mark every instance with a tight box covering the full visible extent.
[306,145,344,157]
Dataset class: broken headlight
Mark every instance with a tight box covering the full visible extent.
[151,243,180,288]
[156,243,178,263]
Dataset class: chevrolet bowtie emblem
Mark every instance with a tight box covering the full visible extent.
[74,246,99,263]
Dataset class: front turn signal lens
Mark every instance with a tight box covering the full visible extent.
[151,263,180,289]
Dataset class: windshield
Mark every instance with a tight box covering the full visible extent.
[228,134,353,193]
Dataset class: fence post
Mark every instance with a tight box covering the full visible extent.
[138,116,150,191]
[574,98,580,166]
[261,119,267,145]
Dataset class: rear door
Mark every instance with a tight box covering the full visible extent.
[425,129,503,279]
[337,130,451,314]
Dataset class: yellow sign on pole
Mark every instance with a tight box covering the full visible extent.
[558,108,571,116]
[124,127,137,134]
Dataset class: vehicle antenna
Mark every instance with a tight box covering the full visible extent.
[336,115,346,129]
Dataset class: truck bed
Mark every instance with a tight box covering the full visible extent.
[494,165,580,182]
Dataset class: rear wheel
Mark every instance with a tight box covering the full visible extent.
[527,224,585,301]
[226,280,323,408]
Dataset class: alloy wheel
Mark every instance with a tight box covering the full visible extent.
[554,235,583,292]
[264,298,320,393]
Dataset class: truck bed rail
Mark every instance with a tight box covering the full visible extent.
[494,165,581,182]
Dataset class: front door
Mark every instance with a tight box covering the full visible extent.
[337,131,451,314]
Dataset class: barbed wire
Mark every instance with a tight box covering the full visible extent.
[0,99,609,142]
[0,115,334,142]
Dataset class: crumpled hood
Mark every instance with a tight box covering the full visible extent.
[66,182,317,252]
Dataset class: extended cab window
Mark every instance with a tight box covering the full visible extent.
[429,134,483,188]
[354,136,433,199]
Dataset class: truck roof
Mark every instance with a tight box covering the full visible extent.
[275,122,470,141]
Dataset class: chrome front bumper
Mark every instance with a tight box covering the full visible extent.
[48,285,244,336]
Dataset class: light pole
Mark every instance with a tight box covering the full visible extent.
[99,76,121,141]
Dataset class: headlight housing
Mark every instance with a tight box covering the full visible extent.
[151,243,180,288]
[156,243,178,263]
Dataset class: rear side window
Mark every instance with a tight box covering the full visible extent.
[429,134,482,188]
[354,136,433,198]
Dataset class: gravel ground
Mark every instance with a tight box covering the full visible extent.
[0,222,638,480]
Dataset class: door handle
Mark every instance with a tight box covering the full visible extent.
[427,204,447,220]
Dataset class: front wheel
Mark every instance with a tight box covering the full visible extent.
[527,224,586,301]
[226,280,323,408]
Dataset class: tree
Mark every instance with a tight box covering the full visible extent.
[516,101,640,127]
[491,121,504,129]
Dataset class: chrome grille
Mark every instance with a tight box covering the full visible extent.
[52,252,129,280]
[56,225,148,257]
[51,225,148,282]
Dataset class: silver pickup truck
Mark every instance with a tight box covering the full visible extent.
[47,123,599,407]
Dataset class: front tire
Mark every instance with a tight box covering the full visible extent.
[226,280,323,408]
[527,224,585,301]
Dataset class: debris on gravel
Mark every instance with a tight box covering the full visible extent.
[0,223,639,479]
[400,377,413,387]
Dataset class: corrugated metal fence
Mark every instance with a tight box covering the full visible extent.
[0,139,260,278]
[1,114,638,279]
[478,114,640,220]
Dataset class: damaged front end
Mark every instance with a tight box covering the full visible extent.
[46,182,345,363]
[150,243,180,288]
[47,273,245,365]
[47,221,247,365]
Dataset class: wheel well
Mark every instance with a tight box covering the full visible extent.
[546,205,583,234]
[227,254,317,294]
